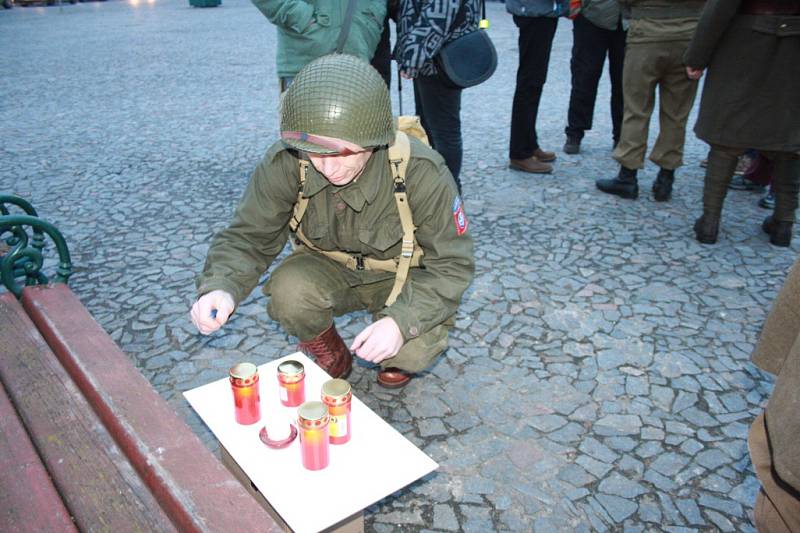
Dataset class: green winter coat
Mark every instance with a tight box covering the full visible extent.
[621,0,705,42]
[197,138,475,342]
[685,0,800,153]
[251,0,387,78]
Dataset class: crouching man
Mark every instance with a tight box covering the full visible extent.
[190,54,474,389]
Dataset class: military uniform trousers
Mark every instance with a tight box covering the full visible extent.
[703,146,800,223]
[749,413,800,532]
[264,249,452,374]
[613,39,699,170]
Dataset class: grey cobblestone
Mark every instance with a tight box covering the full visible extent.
[3,2,794,530]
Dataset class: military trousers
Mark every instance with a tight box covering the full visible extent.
[613,39,699,170]
[749,413,800,532]
[264,249,452,373]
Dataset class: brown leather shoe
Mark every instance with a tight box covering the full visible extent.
[377,368,413,389]
[509,157,553,174]
[298,324,352,378]
[533,148,556,162]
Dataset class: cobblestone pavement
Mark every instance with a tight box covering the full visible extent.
[3,2,798,531]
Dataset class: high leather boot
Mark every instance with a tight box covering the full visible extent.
[652,168,675,202]
[298,324,352,379]
[764,157,800,247]
[596,166,639,199]
[694,148,738,244]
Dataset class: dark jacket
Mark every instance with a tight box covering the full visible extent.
[394,0,482,77]
[685,0,800,153]
[582,0,623,31]
[197,138,475,341]
[752,257,800,492]
[506,0,568,17]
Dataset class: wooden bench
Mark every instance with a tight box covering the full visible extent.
[0,200,281,531]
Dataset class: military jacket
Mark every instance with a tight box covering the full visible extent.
[621,0,705,42]
[197,138,475,342]
[251,0,387,78]
[752,258,800,493]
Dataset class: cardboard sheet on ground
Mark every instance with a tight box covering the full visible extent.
[184,352,438,533]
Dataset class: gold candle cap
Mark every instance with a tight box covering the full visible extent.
[229,362,258,380]
[278,360,305,377]
[298,401,329,428]
[321,379,351,399]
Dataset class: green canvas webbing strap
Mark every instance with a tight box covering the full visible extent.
[290,131,422,306]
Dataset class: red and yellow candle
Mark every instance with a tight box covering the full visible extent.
[321,379,352,445]
[297,401,330,471]
[277,360,305,407]
[229,362,261,425]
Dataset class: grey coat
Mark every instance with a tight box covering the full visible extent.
[582,0,623,31]
[506,0,568,18]
[752,257,800,492]
[685,0,800,153]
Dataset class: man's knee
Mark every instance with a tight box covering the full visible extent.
[266,263,332,323]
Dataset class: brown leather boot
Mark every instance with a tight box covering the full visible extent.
[298,324,352,379]
[377,367,413,389]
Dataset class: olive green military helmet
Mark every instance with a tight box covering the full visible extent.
[280,54,395,154]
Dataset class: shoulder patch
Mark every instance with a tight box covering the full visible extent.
[452,196,468,236]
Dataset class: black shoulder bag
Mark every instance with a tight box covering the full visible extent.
[435,0,497,89]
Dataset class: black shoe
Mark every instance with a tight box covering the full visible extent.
[694,214,719,244]
[652,168,675,202]
[563,135,581,155]
[762,216,793,247]
[596,166,638,199]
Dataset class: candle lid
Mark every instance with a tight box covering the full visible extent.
[229,362,258,380]
[298,401,329,423]
[278,360,305,376]
[321,378,351,399]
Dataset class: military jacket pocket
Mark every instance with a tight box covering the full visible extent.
[752,16,800,37]
[359,220,403,258]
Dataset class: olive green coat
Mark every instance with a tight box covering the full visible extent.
[251,0,387,78]
[752,258,800,493]
[197,138,475,342]
[621,0,705,43]
[685,0,800,153]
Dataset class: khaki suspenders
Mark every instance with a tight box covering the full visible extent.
[288,132,423,306]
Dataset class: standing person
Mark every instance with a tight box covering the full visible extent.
[507,0,568,175]
[250,0,387,92]
[746,257,800,531]
[563,0,627,155]
[595,0,705,201]
[190,55,474,389]
[394,0,483,192]
[686,0,800,247]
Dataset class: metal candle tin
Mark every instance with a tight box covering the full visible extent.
[277,360,305,407]
[321,379,352,445]
[229,362,261,425]
[297,401,330,471]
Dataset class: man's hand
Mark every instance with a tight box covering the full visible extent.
[350,317,404,364]
[190,290,235,335]
[686,66,704,80]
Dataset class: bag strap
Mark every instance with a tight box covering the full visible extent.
[336,0,358,53]
[289,160,310,233]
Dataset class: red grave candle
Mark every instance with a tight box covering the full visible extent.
[277,360,305,407]
[229,362,261,425]
[297,401,330,471]
[321,379,352,445]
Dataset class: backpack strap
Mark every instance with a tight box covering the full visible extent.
[289,160,310,235]
[385,131,417,306]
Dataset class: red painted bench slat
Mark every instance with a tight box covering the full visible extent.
[0,381,77,533]
[21,284,279,533]
[0,292,177,532]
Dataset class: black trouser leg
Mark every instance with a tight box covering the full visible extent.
[565,15,607,140]
[607,23,627,143]
[413,75,463,190]
[370,20,392,90]
[509,16,558,160]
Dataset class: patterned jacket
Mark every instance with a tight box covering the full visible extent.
[394,0,482,78]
